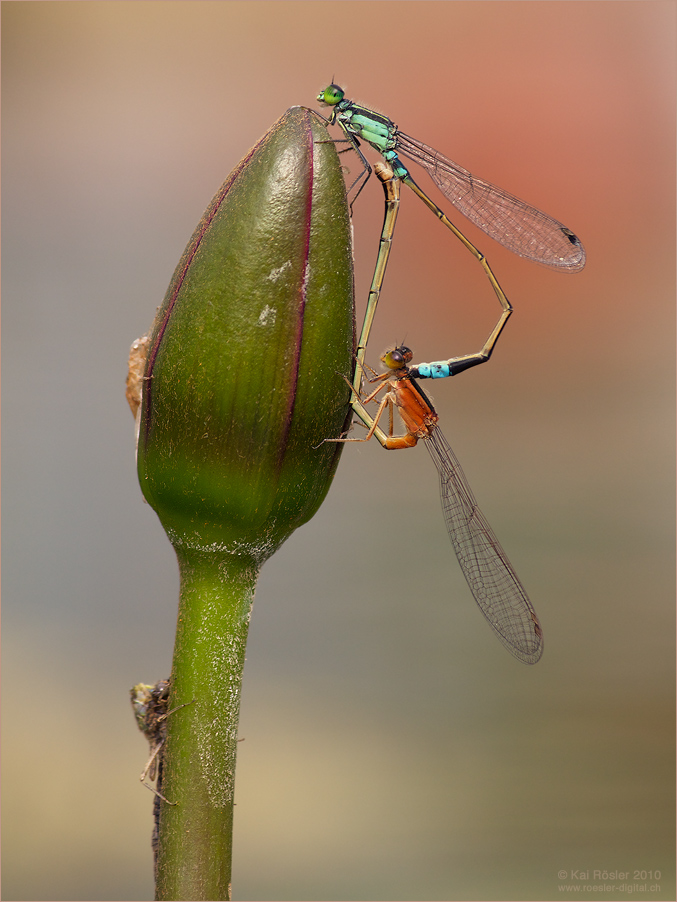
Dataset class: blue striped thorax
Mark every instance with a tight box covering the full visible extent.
[336,104,396,152]
[334,105,409,179]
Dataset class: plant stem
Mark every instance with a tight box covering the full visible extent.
[154,547,259,901]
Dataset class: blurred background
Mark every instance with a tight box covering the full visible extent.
[2,2,674,900]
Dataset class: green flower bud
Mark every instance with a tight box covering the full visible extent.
[136,106,354,565]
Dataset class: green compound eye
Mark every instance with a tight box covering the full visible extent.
[317,83,345,106]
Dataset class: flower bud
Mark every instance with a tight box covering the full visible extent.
[136,107,354,564]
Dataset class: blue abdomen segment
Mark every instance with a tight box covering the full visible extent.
[412,361,453,379]
[382,149,409,180]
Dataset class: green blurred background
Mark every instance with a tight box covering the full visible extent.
[2,2,674,900]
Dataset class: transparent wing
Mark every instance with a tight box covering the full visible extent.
[424,427,543,664]
[396,131,585,272]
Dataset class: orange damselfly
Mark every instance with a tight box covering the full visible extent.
[337,345,543,664]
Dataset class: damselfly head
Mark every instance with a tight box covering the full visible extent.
[317,84,345,106]
[382,345,413,370]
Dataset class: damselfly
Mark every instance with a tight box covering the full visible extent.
[333,346,543,665]
[317,83,585,273]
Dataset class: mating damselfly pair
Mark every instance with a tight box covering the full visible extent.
[317,83,586,664]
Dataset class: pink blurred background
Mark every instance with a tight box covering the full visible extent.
[3,2,674,900]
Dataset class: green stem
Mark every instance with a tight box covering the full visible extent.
[155,548,259,901]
